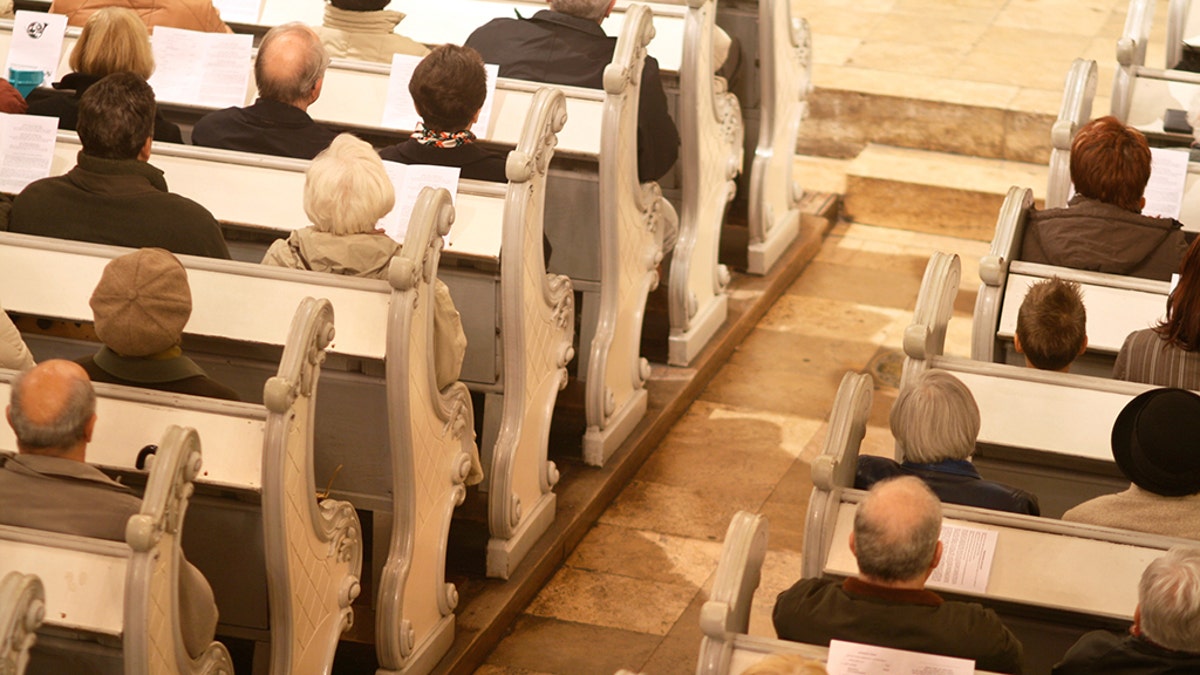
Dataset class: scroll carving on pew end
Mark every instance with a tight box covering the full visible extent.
[696,510,768,675]
[585,3,678,467]
[261,297,364,675]
[0,572,44,675]
[668,0,743,366]
[377,187,481,675]
[1112,0,1156,121]
[971,187,1035,364]
[1047,60,1097,209]
[746,1,811,275]
[124,425,235,675]
[899,251,961,390]
[487,86,576,579]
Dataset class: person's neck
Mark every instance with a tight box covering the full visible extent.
[18,444,86,463]
[857,573,927,591]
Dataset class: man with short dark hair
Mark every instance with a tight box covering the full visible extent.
[773,477,1024,673]
[1053,546,1200,673]
[8,73,229,259]
[464,0,679,181]
[192,22,337,160]
[0,359,219,659]
[1021,116,1187,281]
[1015,277,1088,372]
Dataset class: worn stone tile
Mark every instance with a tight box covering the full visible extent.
[638,589,709,674]
[484,615,660,675]
[699,354,873,419]
[565,524,723,589]
[863,13,990,51]
[756,294,907,345]
[993,0,1109,36]
[526,567,698,636]
[474,665,554,675]
[847,41,965,79]
[599,480,768,541]
[785,260,925,310]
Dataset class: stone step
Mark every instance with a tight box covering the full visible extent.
[831,144,1048,241]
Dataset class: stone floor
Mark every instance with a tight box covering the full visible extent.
[473,223,988,675]
[473,0,1168,671]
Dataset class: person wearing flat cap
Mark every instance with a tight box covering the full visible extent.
[1062,387,1200,539]
[76,248,240,401]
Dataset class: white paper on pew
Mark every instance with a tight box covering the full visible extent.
[211,0,265,24]
[4,11,67,82]
[0,113,57,193]
[826,640,975,675]
[378,160,460,242]
[927,523,997,594]
[1143,147,1189,220]
[148,28,253,108]
[382,53,499,132]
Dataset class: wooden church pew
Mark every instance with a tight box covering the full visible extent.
[0,425,236,674]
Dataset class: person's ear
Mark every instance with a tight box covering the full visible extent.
[1140,196,1147,211]
[1131,605,1142,636]
[930,540,943,571]
[1013,333,1025,355]
[849,531,856,557]
[1078,335,1089,355]
[83,413,97,443]
[137,137,152,162]
[310,76,324,104]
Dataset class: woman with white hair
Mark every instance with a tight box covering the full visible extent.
[262,133,465,389]
[855,369,1040,515]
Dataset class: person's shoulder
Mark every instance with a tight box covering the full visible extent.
[1052,630,1126,674]
[465,16,523,43]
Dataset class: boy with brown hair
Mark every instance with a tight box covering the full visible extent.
[1014,277,1089,372]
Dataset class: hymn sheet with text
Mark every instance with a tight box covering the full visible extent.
[382,54,500,133]
[378,162,461,243]
[149,28,253,109]
[0,113,58,193]
[926,522,998,594]
[826,640,976,675]
[5,11,68,83]
[1142,147,1189,220]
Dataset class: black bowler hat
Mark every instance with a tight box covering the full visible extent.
[1111,388,1200,497]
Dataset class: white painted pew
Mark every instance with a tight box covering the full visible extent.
[915,251,1160,515]
[971,187,1171,376]
[1046,59,1097,209]
[0,425,235,674]
[0,299,364,673]
[803,370,1193,672]
[0,188,477,674]
[47,84,574,579]
[696,509,1007,675]
[0,572,43,675]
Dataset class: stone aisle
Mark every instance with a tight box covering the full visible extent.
[474,223,988,674]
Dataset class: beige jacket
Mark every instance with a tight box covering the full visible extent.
[262,227,466,390]
[315,6,428,64]
[0,300,34,371]
[1063,485,1200,540]
[49,0,231,32]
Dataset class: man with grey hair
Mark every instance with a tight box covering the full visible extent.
[192,22,337,159]
[0,359,219,659]
[1054,546,1200,672]
[855,369,1039,515]
[464,0,680,181]
[774,476,1024,673]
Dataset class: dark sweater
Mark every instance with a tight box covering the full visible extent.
[26,73,184,144]
[379,138,508,183]
[78,347,240,402]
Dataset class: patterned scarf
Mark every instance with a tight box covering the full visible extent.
[411,123,476,148]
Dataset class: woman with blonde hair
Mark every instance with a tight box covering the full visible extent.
[262,133,466,389]
[26,7,182,142]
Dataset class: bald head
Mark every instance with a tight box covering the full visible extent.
[255,23,329,109]
[852,476,943,584]
[7,360,96,460]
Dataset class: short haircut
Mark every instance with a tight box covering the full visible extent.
[9,366,96,452]
[1069,116,1152,213]
[1016,277,1087,371]
[548,0,613,21]
[1138,546,1200,651]
[890,369,980,464]
[1157,236,1200,350]
[853,476,943,582]
[331,0,389,10]
[70,7,155,79]
[255,23,330,106]
[409,45,487,132]
[77,72,155,160]
[304,133,395,235]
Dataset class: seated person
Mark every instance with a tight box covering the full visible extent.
[464,0,680,182]
[1020,116,1187,281]
[261,133,466,390]
[1053,546,1200,673]
[26,8,183,143]
[79,248,240,401]
[856,369,1040,515]
[49,0,231,32]
[1116,237,1200,388]
[314,0,429,63]
[192,23,337,160]
[0,360,219,658]
[0,299,34,371]
[9,73,230,259]
[1063,387,1200,539]
[379,44,507,183]
[773,476,1024,673]
[1014,277,1088,372]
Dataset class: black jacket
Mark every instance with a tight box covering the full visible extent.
[26,72,184,144]
[464,9,679,181]
[379,138,507,183]
[1053,631,1200,674]
[192,98,338,160]
[856,456,1040,516]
